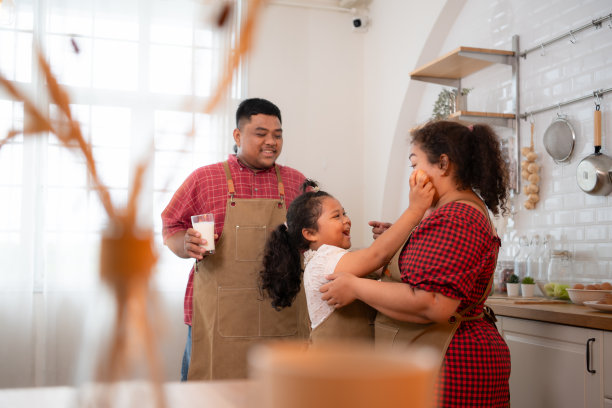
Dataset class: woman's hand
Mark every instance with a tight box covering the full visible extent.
[408,170,435,215]
[319,272,358,308]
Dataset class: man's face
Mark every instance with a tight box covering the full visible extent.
[233,114,283,170]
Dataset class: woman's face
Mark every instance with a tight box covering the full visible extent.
[305,197,352,250]
[409,143,441,203]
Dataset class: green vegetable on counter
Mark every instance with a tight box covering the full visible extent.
[543,282,570,300]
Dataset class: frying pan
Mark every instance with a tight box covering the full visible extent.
[576,105,612,196]
[543,114,575,163]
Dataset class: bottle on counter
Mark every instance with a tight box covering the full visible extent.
[514,235,529,281]
[495,233,515,293]
[526,235,541,280]
[538,235,552,282]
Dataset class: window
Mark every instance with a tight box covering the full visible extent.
[0,0,243,294]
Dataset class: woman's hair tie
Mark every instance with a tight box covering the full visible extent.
[467,125,474,132]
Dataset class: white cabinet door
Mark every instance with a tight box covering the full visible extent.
[500,317,602,408]
[605,332,612,399]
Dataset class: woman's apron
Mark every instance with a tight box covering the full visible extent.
[309,300,376,345]
[374,199,496,370]
[188,162,310,380]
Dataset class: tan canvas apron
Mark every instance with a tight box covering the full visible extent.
[309,299,376,345]
[188,162,310,380]
[374,199,496,369]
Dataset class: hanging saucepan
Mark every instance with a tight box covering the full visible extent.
[576,104,612,196]
[542,113,575,163]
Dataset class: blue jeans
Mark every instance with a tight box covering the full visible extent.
[181,325,192,381]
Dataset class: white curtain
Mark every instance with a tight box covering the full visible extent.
[0,0,243,387]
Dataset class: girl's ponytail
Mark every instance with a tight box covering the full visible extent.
[260,223,303,310]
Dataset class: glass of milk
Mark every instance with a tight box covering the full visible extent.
[190,213,215,254]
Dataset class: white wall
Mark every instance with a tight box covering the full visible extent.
[248,3,368,245]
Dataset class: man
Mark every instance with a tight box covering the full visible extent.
[162,98,309,380]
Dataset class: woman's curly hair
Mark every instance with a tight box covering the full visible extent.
[411,121,510,216]
[259,180,331,310]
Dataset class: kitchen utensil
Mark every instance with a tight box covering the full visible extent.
[543,113,575,163]
[576,104,612,195]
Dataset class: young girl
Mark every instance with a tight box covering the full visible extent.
[259,175,434,343]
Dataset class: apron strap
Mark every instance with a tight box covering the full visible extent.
[222,161,236,204]
[274,165,285,208]
[222,160,286,207]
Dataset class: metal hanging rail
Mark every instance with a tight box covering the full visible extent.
[520,13,612,58]
[520,88,612,120]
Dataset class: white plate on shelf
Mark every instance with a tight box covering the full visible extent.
[583,301,612,313]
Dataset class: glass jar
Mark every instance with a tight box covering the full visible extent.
[547,250,573,284]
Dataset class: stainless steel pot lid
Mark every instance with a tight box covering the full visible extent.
[543,115,575,163]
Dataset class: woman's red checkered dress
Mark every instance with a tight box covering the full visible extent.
[399,202,510,408]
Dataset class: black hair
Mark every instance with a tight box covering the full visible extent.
[235,98,282,129]
[260,180,331,310]
[411,120,510,216]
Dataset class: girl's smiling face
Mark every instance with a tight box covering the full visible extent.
[304,196,351,250]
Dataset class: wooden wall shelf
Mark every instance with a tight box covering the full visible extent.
[410,46,515,81]
[449,111,516,128]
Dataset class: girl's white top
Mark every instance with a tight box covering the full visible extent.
[303,244,348,329]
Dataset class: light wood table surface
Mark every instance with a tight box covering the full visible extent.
[0,380,254,408]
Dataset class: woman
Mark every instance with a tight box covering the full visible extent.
[321,121,511,407]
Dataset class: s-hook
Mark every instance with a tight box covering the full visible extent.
[594,90,602,111]
[569,30,577,44]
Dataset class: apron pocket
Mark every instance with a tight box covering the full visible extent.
[235,225,267,262]
[217,287,299,337]
[217,287,260,338]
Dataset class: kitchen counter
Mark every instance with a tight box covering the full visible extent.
[486,295,612,331]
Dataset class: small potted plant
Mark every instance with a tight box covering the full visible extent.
[431,87,473,120]
[506,274,520,297]
[521,276,535,298]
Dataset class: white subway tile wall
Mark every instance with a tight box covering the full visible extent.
[431,0,612,278]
